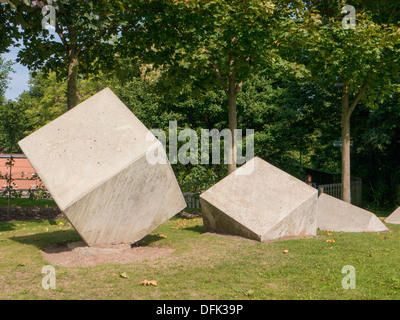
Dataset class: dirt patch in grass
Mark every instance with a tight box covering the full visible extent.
[42,241,174,267]
[0,206,64,222]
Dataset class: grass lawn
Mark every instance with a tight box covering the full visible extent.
[0,211,400,300]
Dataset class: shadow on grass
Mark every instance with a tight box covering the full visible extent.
[181,225,205,234]
[9,227,171,250]
[0,219,61,232]
[0,222,18,232]
[10,229,82,249]
[132,233,168,247]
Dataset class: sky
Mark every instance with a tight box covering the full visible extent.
[3,44,30,101]
[3,22,58,101]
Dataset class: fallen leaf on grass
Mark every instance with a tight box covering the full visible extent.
[326,239,335,243]
[17,262,26,267]
[119,272,129,279]
[171,227,180,230]
[282,250,289,253]
[139,280,158,286]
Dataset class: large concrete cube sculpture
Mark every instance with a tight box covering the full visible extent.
[385,206,400,224]
[200,157,318,242]
[317,193,388,232]
[18,88,186,246]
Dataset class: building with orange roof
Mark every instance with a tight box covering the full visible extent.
[0,154,44,192]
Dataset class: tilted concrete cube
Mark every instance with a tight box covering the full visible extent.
[385,206,400,224]
[200,157,318,242]
[18,88,186,246]
[317,193,388,232]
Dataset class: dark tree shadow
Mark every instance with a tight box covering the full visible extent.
[181,225,205,234]
[11,229,82,249]
[0,221,19,232]
[0,219,62,232]
[10,228,172,250]
[131,234,166,247]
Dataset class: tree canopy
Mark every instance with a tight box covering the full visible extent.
[1,0,400,206]
[6,0,131,109]
[121,0,310,173]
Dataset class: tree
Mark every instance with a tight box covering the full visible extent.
[0,100,26,153]
[0,55,16,154]
[0,56,13,103]
[354,89,400,206]
[0,3,17,53]
[303,6,400,202]
[121,0,308,174]
[9,0,129,110]
[15,72,67,133]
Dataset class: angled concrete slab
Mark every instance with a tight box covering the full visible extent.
[385,206,400,224]
[200,157,318,242]
[317,193,388,232]
[18,87,186,246]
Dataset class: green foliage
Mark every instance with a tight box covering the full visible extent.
[1,1,399,206]
[122,0,309,101]
[304,7,400,104]
[16,73,67,134]
[0,56,13,103]
[0,3,18,54]
[352,90,400,206]
[0,100,26,153]
[13,0,125,77]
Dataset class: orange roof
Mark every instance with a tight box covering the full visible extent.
[0,156,44,190]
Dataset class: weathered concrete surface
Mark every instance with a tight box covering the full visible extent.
[317,193,388,232]
[200,157,318,242]
[18,88,186,246]
[385,206,400,224]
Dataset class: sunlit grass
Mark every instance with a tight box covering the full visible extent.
[0,214,399,300]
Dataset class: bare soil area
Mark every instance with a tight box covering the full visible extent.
[42,241,174,267]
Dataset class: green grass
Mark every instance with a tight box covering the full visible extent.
[0,214,400,300]
[0,197,57,208]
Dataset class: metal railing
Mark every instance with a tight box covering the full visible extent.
[318,178,362,206]
[182,192,201,209]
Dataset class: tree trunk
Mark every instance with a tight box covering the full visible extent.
[67,53,79,110]
[227,80,237,175]
[341,82,351,203]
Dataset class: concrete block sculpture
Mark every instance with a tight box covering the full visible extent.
[18,88,186,246]
[384,206,400,224]
[200,157,318,242]
[317,193,388,232]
